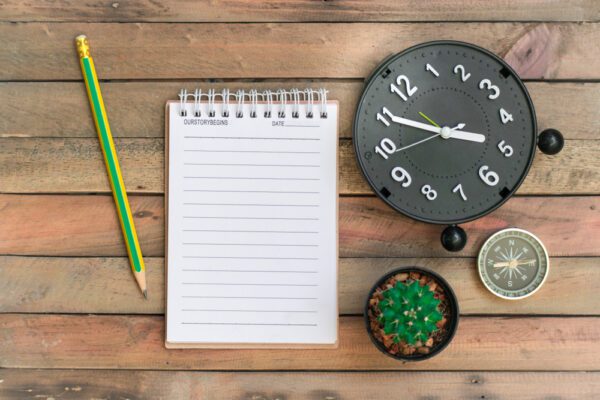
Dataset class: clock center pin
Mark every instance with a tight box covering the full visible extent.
[441,126,452,139]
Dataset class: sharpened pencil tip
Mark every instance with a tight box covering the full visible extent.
[143,289,148,299]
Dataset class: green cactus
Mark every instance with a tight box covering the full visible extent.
[378,279,443,345]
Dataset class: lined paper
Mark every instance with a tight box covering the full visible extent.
[166,100,338,346]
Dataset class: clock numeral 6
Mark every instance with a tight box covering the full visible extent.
[499,108,513,124]
[390,75,418,101]
[374,137,396,160]
[497,140,513,157]
[421,184,437,201]
[479,79,500,100]
[391,166,412,187]
[453,64,471,82]
[479,165,500,186]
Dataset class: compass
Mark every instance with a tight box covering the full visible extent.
[477,228,549,300]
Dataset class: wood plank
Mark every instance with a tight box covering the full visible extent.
[2,137,597,195]
[0,194,598,257]
[1,370,599,400]
[0,314,598,370]
[1,256,598,316]
[2,82,597,140]
[2,0,598,22]
[0,136,580,196]
[1,23,597,80]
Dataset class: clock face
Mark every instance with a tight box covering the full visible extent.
[478,228,549,300]
[354,41,537,224]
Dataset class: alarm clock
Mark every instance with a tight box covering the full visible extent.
[477,228,549,299]
[353,41,564,251]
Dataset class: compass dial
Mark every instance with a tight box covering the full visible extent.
[477,228,549,300]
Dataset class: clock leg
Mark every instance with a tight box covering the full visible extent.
[441,225,467,252]
[537,128,564,155]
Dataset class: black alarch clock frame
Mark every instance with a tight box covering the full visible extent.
[353,41,563,251]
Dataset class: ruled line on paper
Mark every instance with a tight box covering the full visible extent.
[184,149,320,154]
[183,176,320,180]
[181,323,318,326]
[182,229,318,233]
[184,136,320,140]
[181,243,319,247]
[182,269,318,273]
[181,283,319,287]
[182,296,319,300]
[182,256,319,260]
[183,203,319,207]
[182,216,319,220]
[183,190,320,194]
[184,163,320,167]
[182,309,317,313]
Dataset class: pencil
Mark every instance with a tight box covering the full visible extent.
[75,35,147,299]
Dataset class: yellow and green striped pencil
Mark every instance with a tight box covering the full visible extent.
[75,35,147,298]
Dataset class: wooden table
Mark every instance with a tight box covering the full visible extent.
[1,1,600,398]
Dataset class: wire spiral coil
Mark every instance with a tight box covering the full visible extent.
[178,88,328,119]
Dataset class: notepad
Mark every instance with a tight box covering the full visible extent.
[165,89,338,348]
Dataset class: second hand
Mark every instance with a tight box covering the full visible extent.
[395,132,441,152]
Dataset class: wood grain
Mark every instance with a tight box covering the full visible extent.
[0,194,598,257]
[1,23,597,80]
[0,314,598,370]
[1,137,596,195]
[1,369,599,400]
[2,82,597,140]
[1,0,598,22]
[1,256,598,316]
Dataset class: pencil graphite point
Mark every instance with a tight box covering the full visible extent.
[143,289,148,299]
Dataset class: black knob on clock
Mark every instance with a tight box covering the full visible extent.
[537,129,564,155]
[441,225,467,252]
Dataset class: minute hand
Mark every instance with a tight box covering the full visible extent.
[388,114,486,143]
[389,115,440,134]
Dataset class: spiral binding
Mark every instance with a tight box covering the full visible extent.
[178,88,328,119]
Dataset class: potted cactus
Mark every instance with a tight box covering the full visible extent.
[365,267,459,361]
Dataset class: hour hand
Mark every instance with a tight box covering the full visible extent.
[448,129,486,143]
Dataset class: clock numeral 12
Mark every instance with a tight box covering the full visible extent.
[452,183,468,201]
[390,75,418,101]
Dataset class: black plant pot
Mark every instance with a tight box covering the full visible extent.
[364,266,460,361]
